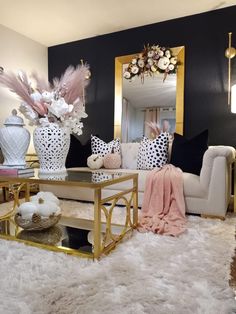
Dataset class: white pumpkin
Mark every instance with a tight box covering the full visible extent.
[87,154,104,170]
[37,198,61,217]
[87,230,105,245]
[31,191,60,205]
[18,202,38,219]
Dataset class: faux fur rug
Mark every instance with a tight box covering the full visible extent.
[0,212,236,314]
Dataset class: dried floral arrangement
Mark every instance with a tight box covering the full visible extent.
[0,64,90,135]
[123,44,178,82]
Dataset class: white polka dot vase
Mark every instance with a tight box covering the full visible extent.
[33,123,70,174]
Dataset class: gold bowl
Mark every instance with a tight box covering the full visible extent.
[14,212,61,231]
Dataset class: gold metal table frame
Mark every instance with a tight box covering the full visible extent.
[0,169,138,259]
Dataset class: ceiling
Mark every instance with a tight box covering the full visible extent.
[0,0,235,47]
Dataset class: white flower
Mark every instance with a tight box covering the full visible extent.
[19,102,39,126]
[42,91,54,103]
[165,50,171,58]
[147,58,154,65]
[148,50,154,57]
[39,117,51,127]
[170,57,177,65]
[30,91,42,102]
[158,50,164,57]
[151,65,157,72]
[48,98,73,118]
[131,65,139,74]
[138,59,145,68]
[157,57,170,70]
[168,64,175,71]
[123,71,131,79]
[131,58,137,64]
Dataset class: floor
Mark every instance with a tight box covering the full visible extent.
[227,200,236,296]
[0,187,236,297]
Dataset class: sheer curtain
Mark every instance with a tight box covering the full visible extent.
[121,97,129,142]
[144,108,160,138]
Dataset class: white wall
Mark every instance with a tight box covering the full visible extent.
[0,25,48,153]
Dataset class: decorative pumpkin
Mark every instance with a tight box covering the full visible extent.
[18,201,38,219]
[37,198,61,217]
[87,154,104,170]
[103,148,121,169]
[87,230,105,246]
[31,191,60,205]
[16,192,61,230]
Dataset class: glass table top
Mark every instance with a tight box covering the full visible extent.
[0,169,138,187]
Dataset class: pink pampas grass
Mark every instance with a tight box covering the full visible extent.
[0,64,90,135]
[53,64,90,104]
[0,71,35,108]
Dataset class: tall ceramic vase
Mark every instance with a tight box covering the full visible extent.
[33,123,70,174]
[0,110,30,168]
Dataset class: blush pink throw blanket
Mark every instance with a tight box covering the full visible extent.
[138,164,186,236]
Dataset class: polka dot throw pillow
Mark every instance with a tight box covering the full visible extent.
[137,133,169,170]
[91,135,121,157]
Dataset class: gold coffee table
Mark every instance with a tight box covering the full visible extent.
[0,169,138,259]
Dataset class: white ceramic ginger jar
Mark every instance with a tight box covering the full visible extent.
[0,109,30,168]
[33,123,70,174]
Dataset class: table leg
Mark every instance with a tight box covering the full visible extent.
[93,188,101,259]
[25,183,30,201]
[133,176,138,227]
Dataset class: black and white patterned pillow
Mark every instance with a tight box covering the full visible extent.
[137,133,169,170]
[91,135,121,157]
[91,171,122,183]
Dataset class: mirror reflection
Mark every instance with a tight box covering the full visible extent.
[122,72,176,142]
[114,46,185,142]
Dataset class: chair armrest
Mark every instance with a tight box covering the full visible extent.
[200,146,235,189]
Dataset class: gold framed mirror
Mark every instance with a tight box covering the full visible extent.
[114,46,185,141]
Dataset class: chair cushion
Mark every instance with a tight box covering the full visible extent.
[121,143,139,169]
[170,130,208,175]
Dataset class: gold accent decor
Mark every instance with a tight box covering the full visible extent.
[225,32,236,105]
[114,46,185,139]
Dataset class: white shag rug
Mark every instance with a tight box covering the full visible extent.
[0,207,236,313]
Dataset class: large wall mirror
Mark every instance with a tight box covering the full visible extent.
[114,46,185,142]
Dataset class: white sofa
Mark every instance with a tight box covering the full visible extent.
[41,143,235,219]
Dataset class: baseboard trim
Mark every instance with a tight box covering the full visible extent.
[201,214,225,221]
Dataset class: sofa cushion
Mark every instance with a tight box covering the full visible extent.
[121,143,139,169]
[137,133,169,170]
[183,172,206,198]
[91,135,121,157]
[170,130,208,175]
[100,168,147,192]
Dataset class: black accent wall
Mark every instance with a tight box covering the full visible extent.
[48,6,236,151]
